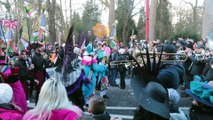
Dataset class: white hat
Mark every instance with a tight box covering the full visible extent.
[118,48,125,54]
[0,83,13,104]
[74,47,81,55]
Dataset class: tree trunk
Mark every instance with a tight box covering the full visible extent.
[38,0,42,16]
[202,0,213,39]
[108,0,115,29]
[46,0,56,44]
[149,0,158,41]
[65,0,67,24]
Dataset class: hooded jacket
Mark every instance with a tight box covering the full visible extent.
[23,109,80,120]
[0,103,23,120]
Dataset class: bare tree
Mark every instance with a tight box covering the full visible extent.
[182,0,200,34]
[46,0,56,44]
[0,0,15,12]
[99,0,115,28]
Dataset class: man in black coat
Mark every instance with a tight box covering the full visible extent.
[15,50,38,99]
[31,44,45,103]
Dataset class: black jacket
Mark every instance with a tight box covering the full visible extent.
[32,53,45,72]
[189,55,205,76]
[15,59,34,82]
[92,111,111,120]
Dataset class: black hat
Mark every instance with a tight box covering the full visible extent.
[131,78,170,119]
[157,67,180,89]
[180,40,187,46]
[163,44,177,53]
[186,43,193,50]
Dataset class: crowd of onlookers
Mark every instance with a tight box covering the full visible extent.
[0,35,213,120]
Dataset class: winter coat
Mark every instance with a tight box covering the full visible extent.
[22,109,79,120]
[92,111,111,120]
[0,68,28,113]
[14,59,34,83]
[170,109,188,120]
[0,103,23,120]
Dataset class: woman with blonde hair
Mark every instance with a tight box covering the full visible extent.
[23,78,82,120]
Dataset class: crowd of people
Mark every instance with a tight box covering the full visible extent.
[0,25,213,120]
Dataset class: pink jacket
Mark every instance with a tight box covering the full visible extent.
[9,80,28,113]
[0,107,23,120]
[0,68,28,113]
[23,109,81,120]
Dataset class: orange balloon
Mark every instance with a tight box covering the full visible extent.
[93,23,108,38]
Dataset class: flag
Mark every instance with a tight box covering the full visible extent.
[5,29,16,52]
[109,20,118,40]
[5,29,13,42]
[22,19,29,41]
[20,38,29,48]
[30,31,39,42]
[40,12,46,31]
[20,19,29,48]
[0,22,5,42]
[24,1,31,17]
[38,12,46,41]
[81,39,86,50]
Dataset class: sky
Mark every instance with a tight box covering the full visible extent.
[0,0,205,25]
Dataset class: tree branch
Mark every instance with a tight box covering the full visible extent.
[0,1,7,6]
[129,8,143,19]
[99,0,109,8]
[182,0,194,9]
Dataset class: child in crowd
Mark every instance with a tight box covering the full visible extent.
[168,88,187,120]
[88,95,111,120]
[0,83,24,120]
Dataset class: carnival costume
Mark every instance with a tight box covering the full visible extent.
[96,51,109,97]
[82,44,100,104]
[46,26,85,110]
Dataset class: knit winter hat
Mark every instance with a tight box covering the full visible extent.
[0,83,13,104]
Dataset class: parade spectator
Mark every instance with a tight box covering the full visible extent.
[157,63,185,89]
[186,80,213,120]
[15,49,38,100]
[1,59,28,113]
[168,88,187,120]
[78,116,95,120]
[88,95,111,120]
[132,80,170,120]
[0,83,24,120]
[157,43,185,89]
[23,78,82,120]
[31,44,46,103]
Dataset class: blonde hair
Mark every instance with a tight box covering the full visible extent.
[25,78,74,120]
